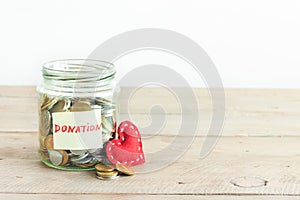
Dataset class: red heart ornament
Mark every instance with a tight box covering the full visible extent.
[106,121,145,166]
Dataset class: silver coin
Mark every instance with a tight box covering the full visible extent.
[63,99,71,111]
[39,110,51,136]
[70,152,89,161]
[96,174,119,181]
[89,148,104,161]
[89,148,102,155]
[87,148,98,154]
[73,156,94,164]
[70,153,93,164]
[49,150,63,166]
[90,105,102,110]
[102,116,114,131]
[70,149,88,155]
[93,155,104,162]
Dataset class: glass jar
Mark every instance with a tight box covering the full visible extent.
[37,59,117,170]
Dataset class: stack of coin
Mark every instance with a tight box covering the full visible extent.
[95,163,119,180]
[94,163,135,181]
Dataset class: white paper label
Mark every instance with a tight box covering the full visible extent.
[52,109,102,150]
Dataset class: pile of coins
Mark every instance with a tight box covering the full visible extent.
[38,93,116,170]
[95,163,135,180]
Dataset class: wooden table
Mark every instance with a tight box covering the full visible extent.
[1,86,300,199]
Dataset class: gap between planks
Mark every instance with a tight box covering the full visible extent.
[1,194,300,200]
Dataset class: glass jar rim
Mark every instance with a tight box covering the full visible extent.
[42,59,115,80]
[40,59,116,96]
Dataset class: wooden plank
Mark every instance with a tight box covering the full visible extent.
[0,194,298,200]
[0,86,37,98]
[1,133,300,195]
[1,87,300,136]
[2,86,300,115]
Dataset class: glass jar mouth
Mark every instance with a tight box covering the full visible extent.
[41,59,116,95]
[42,59,116,81]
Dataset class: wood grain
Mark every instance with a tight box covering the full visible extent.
[0,194,298,200]
[1,132,300,195]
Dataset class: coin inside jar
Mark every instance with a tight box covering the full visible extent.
[51,100,67,112]
[39,110,51,136]
[44,134,54,150]
[39,136,47,152]
[41,98,58,111]
[70,102,91,112]
[75,160,97,168]
[72,155,93,164]
[49,150,68,166]
[70,149,88,155]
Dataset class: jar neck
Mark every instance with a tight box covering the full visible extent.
[40,59,116,97]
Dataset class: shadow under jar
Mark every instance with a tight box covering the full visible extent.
[37,59,117,170]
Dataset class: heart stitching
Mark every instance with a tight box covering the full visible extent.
[105,121,145,166]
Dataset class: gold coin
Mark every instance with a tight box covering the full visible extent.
[96,170,118,178]
[116,163,135,176]
[75,162,96,168]
[39,110,50,136]
[39,136,47,152]
[51,100,66,112]
[59,150,69,166]
[70,102,91,112]
[40,93,49,107]
[41,98,58,111]
[95,163,115,172]
[44,135,54,150]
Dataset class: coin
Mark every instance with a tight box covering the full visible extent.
[70,102,91,112]
[102,116,114,132]
[87,148,98,154]
[51,100,66,112]
[44,134,54,150]
[40,93,48,107]
[116,163,135,176]
[39,110,51,136]
[74,158,97,168]
[70,152,89,162]
[75,162,95,168]
[72,155,93,164]
[95,97,112,106]
[70,149,88,155]
[41,98,58,111]
[96,174,119,181]
[60,150,69,166]
[39,136,47,152]
[95,163,115,172]
[49,150,68,166]
[96,170,118,178]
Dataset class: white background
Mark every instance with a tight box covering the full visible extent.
[1,0,300,88]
